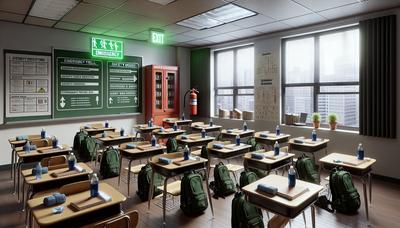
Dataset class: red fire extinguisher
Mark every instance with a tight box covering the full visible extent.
[184,88,199,116]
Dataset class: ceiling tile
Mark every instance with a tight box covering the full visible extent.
[24,16,57,27]
[113,15,167,32]
[103,29,132,38]
[227,28,261,39]
[126,31,149,41]
[0,11,24,23]
[251,21,291,33]
[121,0,226,24]
[318,0,400,19]
[181,29,219,39]
[62,2,110,24]
[232,14,275,27]
[83,0,127,9]
[235,0,312,20]
[282,13,327,27]
[0,0,32,14]
[185,39,212,46]
[54,21,84,31]
[89,10,134,29]
[167,34,196,43]
[205,34,237,43]
[161,24,192,36]
[293,0,358,12]
[210,23,242,33]
[80,25,109,34]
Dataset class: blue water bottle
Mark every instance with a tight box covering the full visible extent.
[201,128,206,138]
[23,141,31,153]
[181,113,185,120]
[274,141,280,156]
[276,125,280,136]
[105,120,109,128]
[151,135,157,147]
[68,152,76,170]
[209,118,213,127]
[120,127,125,136]
[90,173,99,197]
[288,166,296,187]
[243,121,248,131]
[312,129,317,141]
[52,136,58,148]
[35,162,42,180]
[236,134,241,146]
[183,145,190,160]
[41,128,46,139]
[173,122,178,131]
[357,143,364,160]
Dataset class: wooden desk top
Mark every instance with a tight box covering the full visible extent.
[154,129,185,137]
[176,134,215,143]
[191,124,222,131]
[242,174,323,209]
[319,152,376,170]
[119,142,166,156]
[163,119,193,125]
[28,182,126,227]
[16,146,71,158]
[83,127,116,132]
[22,163,92,185]
[208,143,251,153]
[244,150,295,164]
[96,134,135,142]
[289,137,330,147]
[133,124,161,131]
[254,131,291,141]
[221,129,255,137]
[9,136,47,146]
[150,152,207,171]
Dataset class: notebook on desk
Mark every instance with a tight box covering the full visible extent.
[342,157,369,166]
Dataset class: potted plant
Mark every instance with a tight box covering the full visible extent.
[312,113,321,129]
[328,113,338,130]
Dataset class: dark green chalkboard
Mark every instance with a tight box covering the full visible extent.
[53,49,142,119]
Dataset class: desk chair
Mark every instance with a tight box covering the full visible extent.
[90,210,139,228]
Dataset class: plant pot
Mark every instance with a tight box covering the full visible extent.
[329,122,337,130]
[313,121,320,129]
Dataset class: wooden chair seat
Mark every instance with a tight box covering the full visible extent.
[124,164,146,174]
[191,150,201,156]
[157,180,181,196]
[84,210,139,228]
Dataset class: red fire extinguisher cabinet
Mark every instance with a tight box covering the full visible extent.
[144,65,179,126]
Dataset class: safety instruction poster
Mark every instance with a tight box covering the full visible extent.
[5,51,52,118]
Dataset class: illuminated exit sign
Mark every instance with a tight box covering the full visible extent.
[150,30,165,45]
[91,37,123,59]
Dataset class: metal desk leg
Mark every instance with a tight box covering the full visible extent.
[368,173,372,204]
[311,205,316,228]
[205,167,214,217]
[22,180,26,211]
[302,211,306,226]
[162,177,168,225]
[118,155,123,187]
[147,170,155,211]
[10,146,15,179]
[127,159,133,197]
[362,178,369,221]
[17,161,22,202]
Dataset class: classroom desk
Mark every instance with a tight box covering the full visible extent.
[207,142,252,159]
[153,129,186,140]
[133,124,161,140]
[162,118,192,128]
[242,174,323,228]
[118,142,166,196]
[82,127,116,136]
[16,146,71,202]
[220,129,255,140]
[243,150,295,175]
[176,134,215,148]
[289,138,330,161]
[319,153,376,221]
[148,152,213,225]
[254,131,291,146]
[191,123,222,133]
[95,133,135,165]
[28,182,126,228]
[22,163,93,211]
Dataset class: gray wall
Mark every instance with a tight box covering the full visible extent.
[0,21,189,166]
[205,8,400,179]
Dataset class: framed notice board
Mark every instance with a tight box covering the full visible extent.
[53,49,142,119]
[4,50,52,122]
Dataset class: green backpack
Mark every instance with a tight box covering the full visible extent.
[209,162,236,198]
[295,154,319,184]
[180,171,208,215]
[166,137,178,153]
[137,164,163,201]
[239,171,259,189]
[73,130,87,153]
[200,145,208,159]
[79,135,98,162]
[247,168,267,179]
[330,167,360,214]
[100,147,120,178]
[246,137,262,151]
[232,191,264,228]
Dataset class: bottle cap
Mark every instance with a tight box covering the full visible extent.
[290,165,294,169]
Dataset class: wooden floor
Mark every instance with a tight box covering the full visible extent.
[1,159,399,228]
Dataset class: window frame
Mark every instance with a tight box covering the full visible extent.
[214,45,254,114]
[281,25,359,129]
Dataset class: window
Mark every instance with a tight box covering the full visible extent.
[214,45,254,114]
[282,27,359,128]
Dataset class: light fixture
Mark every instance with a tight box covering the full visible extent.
[177,3,256,30]
[147,0,176,6]
[29,0,79,20]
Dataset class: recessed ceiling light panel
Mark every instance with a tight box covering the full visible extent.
[148,0,176,6]
[29,0,79,21]
[177,3,257,30]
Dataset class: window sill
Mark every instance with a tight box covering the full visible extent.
[211,116,254,122]
[281,124,359,134]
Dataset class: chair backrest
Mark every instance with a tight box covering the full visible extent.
[191,121,204,127]
[31,138,52,148]
[299,113,308,123]
[92,210,139,228]
[27,135,41,140]
[41,155,68,169]
[59,180,90,195]
[280,146,289,153]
